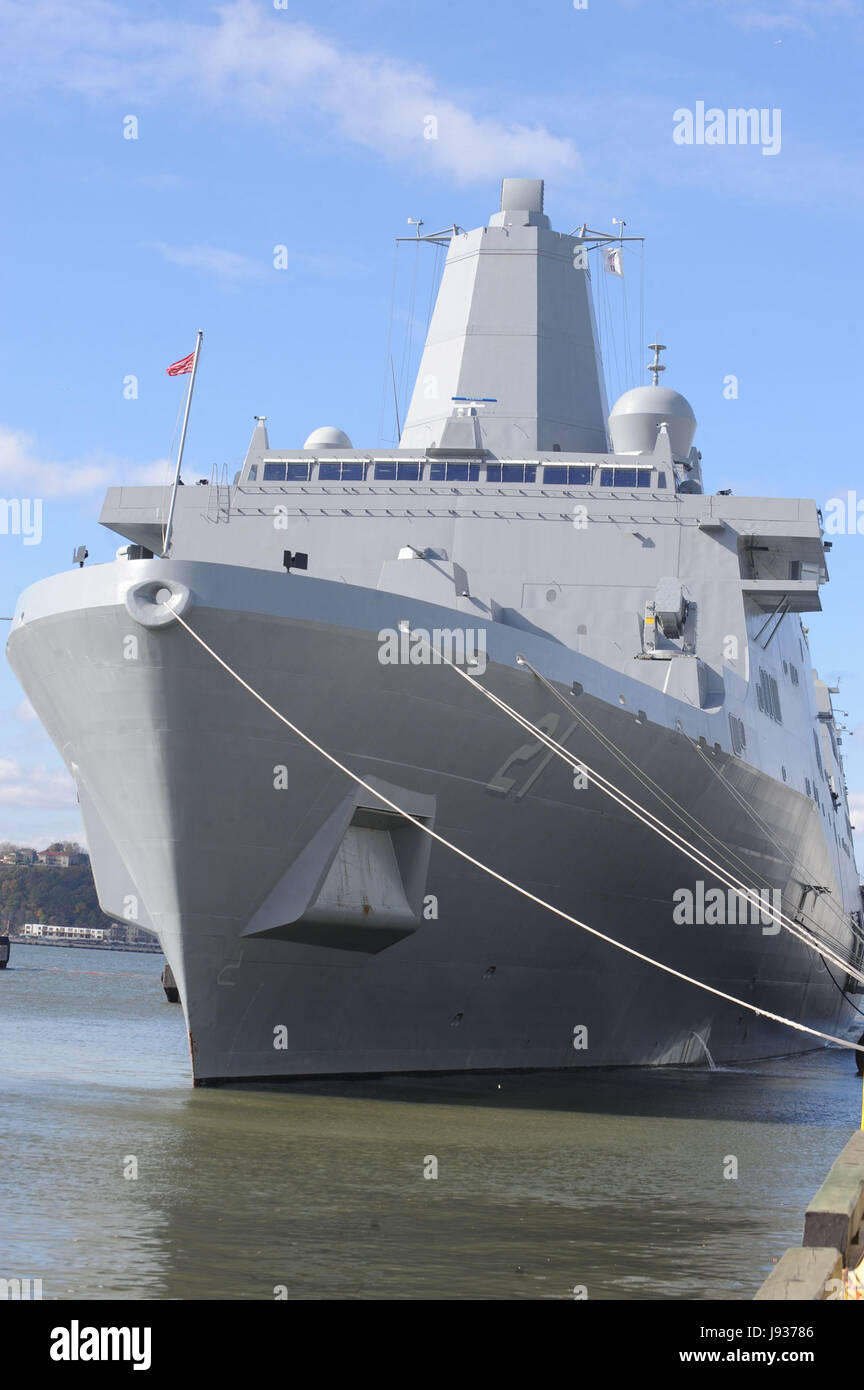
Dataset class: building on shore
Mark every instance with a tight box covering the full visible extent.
[35,849,86,868]
[22,923,107,942]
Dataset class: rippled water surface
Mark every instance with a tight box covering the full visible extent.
[2,943,860,1300]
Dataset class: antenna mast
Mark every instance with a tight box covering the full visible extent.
[648,341,666,386]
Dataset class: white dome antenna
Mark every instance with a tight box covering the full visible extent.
[608,383,697,460]
[303,426,353,450]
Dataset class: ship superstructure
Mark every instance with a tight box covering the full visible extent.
[8,178,862,1082]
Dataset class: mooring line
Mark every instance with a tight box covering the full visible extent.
[515,652,864,966]
[408,633,863,986]
[168,609,863,1056]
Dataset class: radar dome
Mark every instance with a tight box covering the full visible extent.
[303,426,353,450]
[608,386,696,460]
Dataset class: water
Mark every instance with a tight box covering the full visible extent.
[1,943,861,1300]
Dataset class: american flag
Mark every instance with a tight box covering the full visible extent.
[166,350,195,376]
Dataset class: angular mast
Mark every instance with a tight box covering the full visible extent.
[399,179,609,457]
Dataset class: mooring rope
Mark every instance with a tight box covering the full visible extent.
[520,650,864,954]
[688,736,864,950]
[513,652,864,966]
[407,635,864,986]
[167,609,863,1056]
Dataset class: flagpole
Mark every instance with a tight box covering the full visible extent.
[162,330,203,558]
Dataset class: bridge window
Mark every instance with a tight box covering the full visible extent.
[286,463,310,481]
[600,466,652,487]
[486,464,537,483]
[262,463,286,481]
[373,462,422,481]
[319,462,366,481]
[542,465,592,485]
[429,463,481,482]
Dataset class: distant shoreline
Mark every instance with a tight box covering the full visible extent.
[7,937,162,955]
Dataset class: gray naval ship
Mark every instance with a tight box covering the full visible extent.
[8,178,863,1083]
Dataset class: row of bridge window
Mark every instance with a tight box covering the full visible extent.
[254,462,662,487]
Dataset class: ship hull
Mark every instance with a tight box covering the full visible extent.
[7,558,855,1082]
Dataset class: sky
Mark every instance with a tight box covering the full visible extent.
[0,0,861,859]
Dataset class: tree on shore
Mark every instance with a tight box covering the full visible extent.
[0,863,114,931]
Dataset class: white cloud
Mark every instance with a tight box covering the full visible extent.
[0,0,580,185]
[0,756,77,810]
[693,0,859,34]
[13,699,37,722]
[0,425,114,496]
[128,460,174,486]
[0,819,88,852]
[144,238,368,284]
[0,425,171,498]
[3,1,859,213]
[145,241,269,282]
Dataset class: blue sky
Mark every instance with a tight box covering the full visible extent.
[0,0,861,857]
